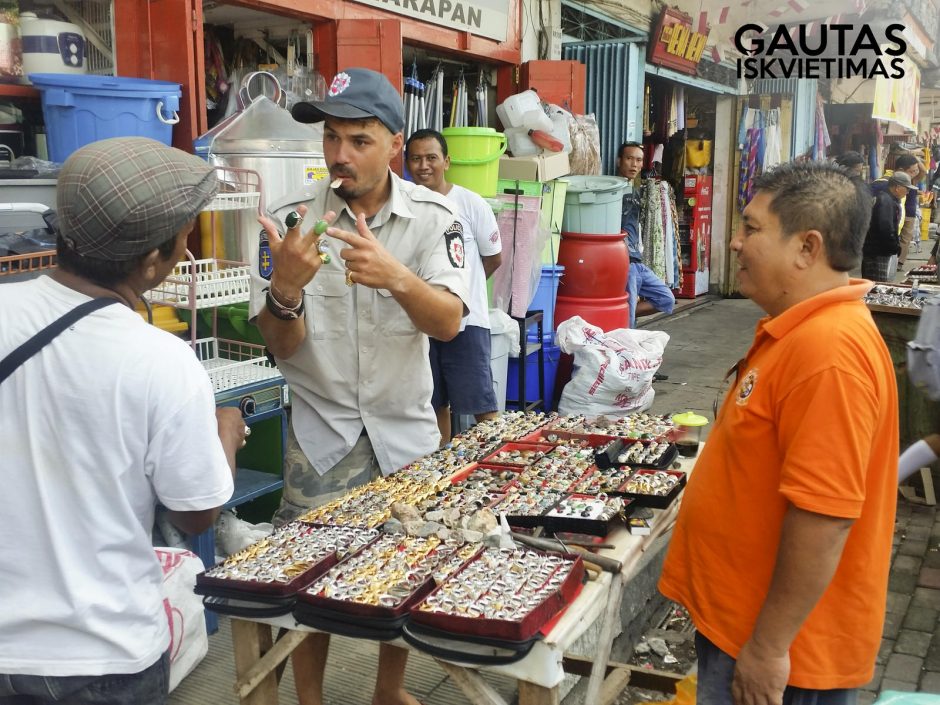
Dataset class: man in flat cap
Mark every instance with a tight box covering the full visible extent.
[252,67,469,705]
[0,137,244,703]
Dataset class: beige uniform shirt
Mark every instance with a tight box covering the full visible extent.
[249,172,470,475]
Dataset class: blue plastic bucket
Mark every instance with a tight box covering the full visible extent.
[507,344,561,412]
[28,73,182,163]
[528,265,565,343]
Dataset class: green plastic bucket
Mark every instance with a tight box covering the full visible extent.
[443,127,506,197]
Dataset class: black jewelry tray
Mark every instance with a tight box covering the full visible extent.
[401,621,540,665]
[617,469,687,509]
[619,442,679,470]
[540,494,633,537]
[202,594,296,618]
[292,601,411,641]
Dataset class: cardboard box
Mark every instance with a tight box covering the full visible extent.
[498,152,570,182]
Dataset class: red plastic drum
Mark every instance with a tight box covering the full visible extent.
[556,231,629,298]
[554,293,629,333]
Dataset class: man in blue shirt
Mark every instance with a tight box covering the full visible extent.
[617,142,676,327]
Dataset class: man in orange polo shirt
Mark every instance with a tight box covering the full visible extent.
[660,161,898,705]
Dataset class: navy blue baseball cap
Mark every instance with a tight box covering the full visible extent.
[291,68,405,135]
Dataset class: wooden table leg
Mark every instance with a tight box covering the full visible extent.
[583,572,625,705]
[518,680,561,705]
[231,619,279,705]
[437,661,509,705]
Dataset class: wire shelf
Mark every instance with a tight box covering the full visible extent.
[146,258,251,309]
[202,166,264,214]
[195,338,282,393]
[203,191,261,212]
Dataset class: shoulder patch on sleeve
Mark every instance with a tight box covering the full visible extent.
[445,221,465,268]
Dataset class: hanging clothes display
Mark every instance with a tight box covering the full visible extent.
[763,108,783,170]
[813,94,831,161]
[639,179,682,289]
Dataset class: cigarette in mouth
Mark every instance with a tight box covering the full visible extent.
[330,178,343,189]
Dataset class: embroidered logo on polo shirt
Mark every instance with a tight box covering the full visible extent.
[329,72,351,96]
[445,222,465,268]
[736,368,758,406]
[258,227,273,280]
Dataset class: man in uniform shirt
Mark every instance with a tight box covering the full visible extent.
[252,68,469,705]
[405,128,502,441]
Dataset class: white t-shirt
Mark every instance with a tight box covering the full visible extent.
[0,276,233,677]
[446,184,502,331]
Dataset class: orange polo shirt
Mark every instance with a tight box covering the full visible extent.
[659,280,898,690]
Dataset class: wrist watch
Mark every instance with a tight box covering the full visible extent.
[265,287,305,320]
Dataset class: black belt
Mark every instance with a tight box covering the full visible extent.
[360,427,369,438]
[630,257,642,264]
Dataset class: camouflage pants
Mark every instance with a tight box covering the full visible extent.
[273,423,381,527]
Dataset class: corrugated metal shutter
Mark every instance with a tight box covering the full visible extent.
[562,40,643,175]
[750,78,818,158]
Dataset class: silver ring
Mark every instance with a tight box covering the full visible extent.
[244,425,251,437]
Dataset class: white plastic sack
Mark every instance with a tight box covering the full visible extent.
[556,316,669,416]
[156,548,208,692]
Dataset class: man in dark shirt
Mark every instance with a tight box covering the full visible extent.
[862,173,916,281]
[870,153,925,265]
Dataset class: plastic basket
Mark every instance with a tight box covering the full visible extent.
[203,191,261,212]
[146,258,251,309]
[194,338,281,393]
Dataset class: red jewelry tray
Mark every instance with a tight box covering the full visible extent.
[541,494,633,537]
[481,442,554,468]
[295,544,483,621]
[450,463,523,493]
[409,551,585,642]
[617,469,687,509]
[195,524,380,599]
[195,550,341,599]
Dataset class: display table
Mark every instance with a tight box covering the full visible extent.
[221,453,695,705]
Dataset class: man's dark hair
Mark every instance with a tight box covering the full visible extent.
[405,129,448,159]
[751,161,871,272]
[835,151,864,168]
[895,154,918,171]
[56,234,179,288]
[618,142,643,160]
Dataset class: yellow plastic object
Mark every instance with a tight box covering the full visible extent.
[198,210,226,260]
[639,674,696,705]
[922,209,931,241]
[135,301,189,334]
[442,127,507,198]
[672,412,709,427]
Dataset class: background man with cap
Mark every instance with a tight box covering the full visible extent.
[870,152,926,266]
[862,171,917,281]
[252,68,469,705]
[0,137,243,703]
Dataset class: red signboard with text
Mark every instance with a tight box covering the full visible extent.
[648,8,709,75]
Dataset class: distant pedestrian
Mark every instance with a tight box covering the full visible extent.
[834,151,866,182]
[871,153,926,266]
[660,161,898,705]
[617,142,675,327]
[862,172,916,281]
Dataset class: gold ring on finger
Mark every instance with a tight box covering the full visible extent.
[345,270,354,286]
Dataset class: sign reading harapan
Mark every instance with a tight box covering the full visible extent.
[352,0,509,42]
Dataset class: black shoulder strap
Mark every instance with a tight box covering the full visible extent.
[0,298,121,385]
